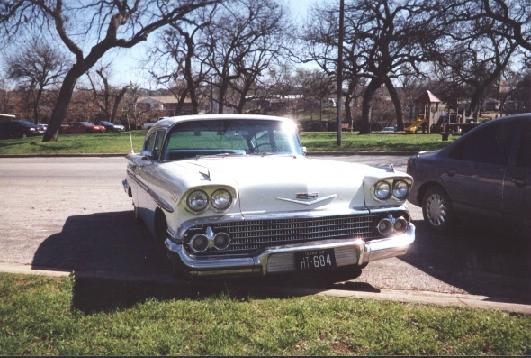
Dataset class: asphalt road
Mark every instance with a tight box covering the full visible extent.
[0,156,529,306]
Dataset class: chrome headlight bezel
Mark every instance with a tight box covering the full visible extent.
[374,181,392,200]
[210,188,232,210]
[186,189,209,212]
[392,179,410,200]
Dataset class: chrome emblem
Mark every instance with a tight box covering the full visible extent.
[276,193,337,206]
[296,192,319,199]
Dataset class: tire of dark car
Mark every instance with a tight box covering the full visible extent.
[422,185,455,233]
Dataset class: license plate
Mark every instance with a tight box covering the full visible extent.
[295,249,336,271]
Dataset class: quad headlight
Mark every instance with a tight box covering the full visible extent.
[374,181,392,200]
[186,189,209,212]
[211,189,232,210]
[392,180,409,200]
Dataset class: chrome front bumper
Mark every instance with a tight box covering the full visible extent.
[165,223,415,277]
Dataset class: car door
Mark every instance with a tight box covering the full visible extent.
[503,119,531,231]
[136,130,166,232]
[443,122,510,219]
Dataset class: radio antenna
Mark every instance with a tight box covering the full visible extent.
[126,113,134,154]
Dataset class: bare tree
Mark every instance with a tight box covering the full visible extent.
[149,5,217,114]
[5,38,68,123]
[429,0,520,120]
[351,0,440,133]
[86,63,128,122]
[300,2,364,129]
[0,0,218,141]
[199,0,289,113]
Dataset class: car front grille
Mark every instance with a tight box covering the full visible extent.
[184,213,383,256]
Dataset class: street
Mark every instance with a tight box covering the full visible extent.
[0,156,529,305]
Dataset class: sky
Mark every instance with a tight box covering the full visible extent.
[106,0,317,88]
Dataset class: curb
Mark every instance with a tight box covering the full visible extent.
[0,153,127,158]
[0,151,417,158]
[1,263,529,315]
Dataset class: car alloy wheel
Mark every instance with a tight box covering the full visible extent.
[425,193,447,226]
[422,186,454,232]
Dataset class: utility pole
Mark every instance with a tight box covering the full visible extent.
[336,0,345,146]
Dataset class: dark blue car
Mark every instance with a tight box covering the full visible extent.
[407,114,530,234]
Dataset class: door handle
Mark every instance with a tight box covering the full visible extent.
[513,178,526,188]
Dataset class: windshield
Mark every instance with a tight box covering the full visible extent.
[162,119,302,161]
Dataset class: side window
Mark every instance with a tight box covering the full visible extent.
[153,131,166,159]
[144,132,157,152]
[453,123,510,165]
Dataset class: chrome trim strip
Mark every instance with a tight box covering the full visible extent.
[276,194,337,206]
[165,223,415,277]
[127,169,175,213]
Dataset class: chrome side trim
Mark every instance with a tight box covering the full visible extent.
[127,169,175,213]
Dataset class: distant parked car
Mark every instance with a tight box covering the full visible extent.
[0,120,41,139]
[96,120,125,132]
[61,122,106,134]
[407,114,530,234]
[381,126,396,133]
[36,123,48,134]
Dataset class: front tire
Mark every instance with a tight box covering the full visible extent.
[422,185,455,232]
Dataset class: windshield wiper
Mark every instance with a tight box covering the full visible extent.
[194,152,247,159]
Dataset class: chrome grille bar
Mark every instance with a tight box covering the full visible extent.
[184,214,380,255]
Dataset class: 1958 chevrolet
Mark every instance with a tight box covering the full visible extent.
[123,114,415,280]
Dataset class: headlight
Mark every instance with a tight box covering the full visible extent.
[392,180,409,200]
[211,189,232,210]
[374,181,392,200]
[186,190,209,212]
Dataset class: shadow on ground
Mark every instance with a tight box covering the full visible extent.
[31,211,168,276]
[32,211,530,312]
[400,219,531,304]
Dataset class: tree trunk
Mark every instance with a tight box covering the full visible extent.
[33,87,43,123]
[360,79,380,134]
[470,89,483,121]
[110,86,127,122]
[42,68,81,141]
[384,78,404,131]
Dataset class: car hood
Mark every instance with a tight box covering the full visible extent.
[157,155,402,214]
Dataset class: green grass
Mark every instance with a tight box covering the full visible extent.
[0,273,529,355]
[0,131,146,155]
[0,131,453,155]
[302,132,455,152]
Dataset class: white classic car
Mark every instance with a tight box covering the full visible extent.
[123,114,415,280]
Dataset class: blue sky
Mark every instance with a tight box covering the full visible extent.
[107,0,317,87]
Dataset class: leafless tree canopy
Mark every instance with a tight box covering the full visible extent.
[0,0,529,136]
[0,0,218,141]
[5,37,69,122]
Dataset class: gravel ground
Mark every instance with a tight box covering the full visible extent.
[0,156,529,304]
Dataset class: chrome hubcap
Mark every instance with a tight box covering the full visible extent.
[426,193,447,227]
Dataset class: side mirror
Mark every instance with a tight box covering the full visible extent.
[302,146,307,155]
[140,150,153,160]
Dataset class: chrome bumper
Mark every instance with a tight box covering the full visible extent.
[165,223,415,277]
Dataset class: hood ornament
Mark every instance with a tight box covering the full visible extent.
[277,193,337,206]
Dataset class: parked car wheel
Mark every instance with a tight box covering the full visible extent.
[422,186,455,232]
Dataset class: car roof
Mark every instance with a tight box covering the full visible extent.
[149,114,294,132]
